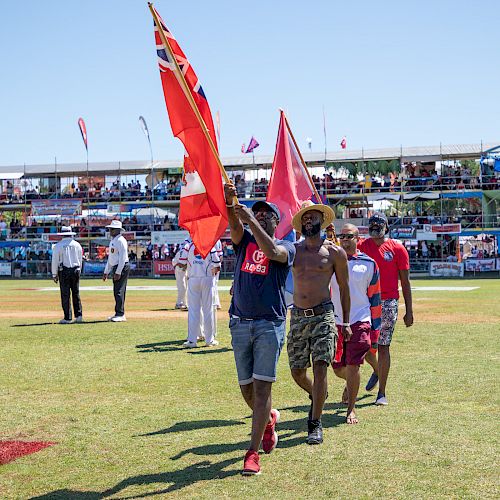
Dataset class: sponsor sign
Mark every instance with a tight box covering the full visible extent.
[390,225,416,239]
[423,223,461,234]
[31,199,82,216]
[107,204,128,213]
[497,258,500,271]
[122,231,136,241]
[429,261,464,277]
[464,258,496,272]
[83,261,107,276]
[151,230,190,246]
[154,259,174,275]
[0,262,12,276]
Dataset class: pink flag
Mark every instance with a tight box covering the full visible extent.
[340,136,347,149]
[266,110,315,239]
[78,118,88,151]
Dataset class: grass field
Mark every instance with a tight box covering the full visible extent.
[0,278,499,499]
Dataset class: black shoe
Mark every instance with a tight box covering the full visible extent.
[306,419,323,445]
[308,392,328,420]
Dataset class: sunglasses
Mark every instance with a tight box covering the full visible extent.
[338,233,356,240]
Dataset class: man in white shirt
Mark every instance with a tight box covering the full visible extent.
[172,244,188,310]
[178,237,221,347]
[51,226,83,324]
[330,223,381,424]
[103,220,129,322]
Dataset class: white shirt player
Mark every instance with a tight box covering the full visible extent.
[51,238,83,277]
[179,238,221,347]
[104,234,129,275]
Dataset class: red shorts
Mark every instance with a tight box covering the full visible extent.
[332,321,371,368]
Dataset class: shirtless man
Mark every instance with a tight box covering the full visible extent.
[287,201,352,444]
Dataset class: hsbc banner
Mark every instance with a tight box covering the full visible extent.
[423,223,461,234]
[154,259,175,275]
[464,258,496,272]
[429,261,464,277]
[390,226,416,239]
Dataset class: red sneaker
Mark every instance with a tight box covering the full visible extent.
[262,408,280,454]
[242,450,261,476]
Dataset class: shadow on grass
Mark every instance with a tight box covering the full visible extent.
[188,347,232,355]
[171,412,346,462]
[150,308,187,312]
[31,457,241,499]
[136,419,244,437]
[280,393,373,414]
[11,320,110,328]
[135,340,185,353]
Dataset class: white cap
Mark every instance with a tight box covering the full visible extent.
[58,226,76,236]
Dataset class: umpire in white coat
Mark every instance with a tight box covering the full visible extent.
[51,226,83,324]
[179,238,221,348]
[103,220,129,322]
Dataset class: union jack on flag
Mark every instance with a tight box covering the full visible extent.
[150,5,226,258]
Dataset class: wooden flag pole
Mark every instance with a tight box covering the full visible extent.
[148,3,237,202]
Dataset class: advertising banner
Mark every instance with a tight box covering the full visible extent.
[151,230,189,246]
[423,223,461,234]
[429,261,464,277]
[0,262,12,276]
[464,258,496,272]
[390,226,416,239]
[31,199,82,216]
[83,261,107,276]
[154,259,175,275]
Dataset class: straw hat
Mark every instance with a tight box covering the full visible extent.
[292,200,335,232]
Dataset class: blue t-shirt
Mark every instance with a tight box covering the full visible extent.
[229,229,296,321]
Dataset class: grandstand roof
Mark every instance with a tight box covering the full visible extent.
[0,141,498,177]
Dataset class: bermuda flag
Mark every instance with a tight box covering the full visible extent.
[245,136,260,153]
[78,117,88,151]
[151,6,227,257]
[340,136,347,149]
[267,110,315,239]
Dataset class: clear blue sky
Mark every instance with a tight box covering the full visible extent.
[1,0,498,166]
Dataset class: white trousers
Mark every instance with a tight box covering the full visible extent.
[187,276,217,343]
[175,266,187,306]
[214,273,221,307]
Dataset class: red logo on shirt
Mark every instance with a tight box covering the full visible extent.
[241,242,269,275]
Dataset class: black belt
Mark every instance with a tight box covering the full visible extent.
[293,302,334,318]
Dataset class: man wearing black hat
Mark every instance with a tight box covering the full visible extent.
[224,182,296,476]
[359,212,413,406]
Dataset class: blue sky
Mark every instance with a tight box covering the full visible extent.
[1,0,499,166]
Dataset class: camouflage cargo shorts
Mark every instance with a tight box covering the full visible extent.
[287,309,337,369]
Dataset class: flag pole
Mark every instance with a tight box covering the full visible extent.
[282,110,337,242]
[148,3,235,201]
[282,111,322,203]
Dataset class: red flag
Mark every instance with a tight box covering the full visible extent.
[266,110,316,239]
[340,136,347,149]
[151,6,227,257]
[78,117,88,151]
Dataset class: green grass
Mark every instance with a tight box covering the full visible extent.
[0,278,499,498]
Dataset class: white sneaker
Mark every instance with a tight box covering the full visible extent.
[205,339,219,347]
[183,341,198,348]
[75,316,83,323]
[59,319,72,324]
[110,316,126,322]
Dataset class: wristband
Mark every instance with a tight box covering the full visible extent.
[226,203,235,208]
[341,322,350,327]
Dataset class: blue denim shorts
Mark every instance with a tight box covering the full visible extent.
[229,317,286,385]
